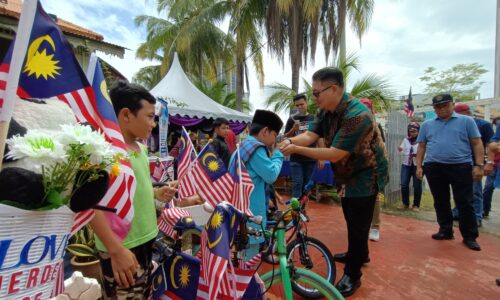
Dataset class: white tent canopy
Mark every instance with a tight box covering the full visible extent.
[150,53,251,123]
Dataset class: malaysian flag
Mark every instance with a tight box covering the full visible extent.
[83,53,137,236]
[197,203,243,299]
[228,145,254,216]
[404,87,415,117]
[0,0,122,232]
[177,127,197,199]
[192,144,233,208]
[155,252,201,300]
[157,207,191,239]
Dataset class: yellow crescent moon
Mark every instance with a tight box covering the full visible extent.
[207,233,223,249]
[180,136,186,149]
[26,35,55,65]
[100,80,112,104]
[152,271,163,291]
[170,255,182,289]
[202,152,217,165]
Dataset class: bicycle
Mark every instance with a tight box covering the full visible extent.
[264,181,336,298]
[226,200,344,300]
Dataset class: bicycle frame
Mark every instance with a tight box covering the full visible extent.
[274,210,294,299]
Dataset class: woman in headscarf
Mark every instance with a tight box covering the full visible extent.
[398,122,422,210]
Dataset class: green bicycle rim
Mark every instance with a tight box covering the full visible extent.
[261,267,345,300]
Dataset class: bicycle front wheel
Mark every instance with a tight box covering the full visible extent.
[287,236,336,299]
[261,268,344,300]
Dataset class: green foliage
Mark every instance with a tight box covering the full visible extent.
[66,226,99,260]
[194,79,251,112]
[419,63,487,101]
[265,52,394,114]
[132,65,162,90]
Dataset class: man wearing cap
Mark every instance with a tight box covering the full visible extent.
[416,94,484,251]
[452,103,493,227]
[280,67,388,297]
[231,109,284,260]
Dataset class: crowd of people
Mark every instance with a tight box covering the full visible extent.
[89,64,499,298]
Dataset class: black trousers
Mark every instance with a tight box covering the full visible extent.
[341,194,377,279]
[423,163,478,240]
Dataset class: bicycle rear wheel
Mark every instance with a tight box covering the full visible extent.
[287,236,336,299]
[261,268,344,300]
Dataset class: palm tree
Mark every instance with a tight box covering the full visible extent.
[265,0,374,92]
[194,79,251,112]
[139,0,267,112]
[132,65,162,90]
[134,0,235,82]
[265,53,393,114]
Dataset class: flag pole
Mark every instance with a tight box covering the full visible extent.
[237,144,244,213]
[0,0,38,169]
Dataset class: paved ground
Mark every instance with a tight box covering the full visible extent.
[278,198,500,299]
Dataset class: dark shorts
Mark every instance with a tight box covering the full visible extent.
[99,238,155,300]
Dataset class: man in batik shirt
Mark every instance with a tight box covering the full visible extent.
[280,67,388,297]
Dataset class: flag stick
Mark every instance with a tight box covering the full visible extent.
[0,0,37,169]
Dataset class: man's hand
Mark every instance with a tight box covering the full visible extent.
[484,163,494,176]
[110,246,139,288]
[472,166,483,181]
[292,121,300,132]
[416,166,424,180]
[317,160,325,170]
[280,143,297,156]
[155,185,176,202]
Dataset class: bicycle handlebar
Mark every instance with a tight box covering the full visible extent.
[203,202,263,225]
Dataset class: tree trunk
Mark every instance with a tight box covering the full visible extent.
[339,0,347,68]
[290,1,303,92]
[235,56,244,112]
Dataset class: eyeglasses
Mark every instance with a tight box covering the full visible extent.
[312,85,335,97]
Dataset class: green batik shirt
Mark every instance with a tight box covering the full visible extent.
[309,93,388,197]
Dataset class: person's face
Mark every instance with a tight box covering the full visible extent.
[408,128,418,138]
[190,133,197,142]
[294,98,308,114]
[433,102,454,119]
[261,128,278,147]
[311,80,343,111]
[199,138,207,146]
[215,124,230,138]
[124,100,156,140]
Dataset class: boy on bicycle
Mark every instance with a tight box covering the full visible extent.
[230,109,284,260]
[91,81,176,299]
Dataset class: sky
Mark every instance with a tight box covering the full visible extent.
[41,0,497,113]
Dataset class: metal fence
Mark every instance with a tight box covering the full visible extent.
[383,111,408,205]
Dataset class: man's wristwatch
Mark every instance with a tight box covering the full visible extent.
[485,160,494,165]
[474,163,484,168]
[286,138,293,145]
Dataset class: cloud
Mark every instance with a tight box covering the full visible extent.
[40,0,497,113]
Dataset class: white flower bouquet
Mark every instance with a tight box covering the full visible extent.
[3,123,121,210]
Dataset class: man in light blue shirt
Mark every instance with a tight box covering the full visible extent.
[416,94,484,251]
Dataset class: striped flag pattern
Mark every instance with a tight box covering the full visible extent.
[404,87,415,117]
[228,146,254,216]
[0,63,9,117]
[197,230,227,300]
[191,144,233,208]
[177,127,197,199]
[157,207,191,239]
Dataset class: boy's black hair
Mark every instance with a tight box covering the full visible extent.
[213,117,229,128]
[312,67,345,88]
[109,80,156,116]
[293,93,307,102]
[249,123,265,136]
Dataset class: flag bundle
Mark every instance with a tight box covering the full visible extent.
[0,0,136,234]
[404,87,415,117]
[157,207,191,239]
[196,203,243,299]
[228,145,254,216]
[191,144,233,208]
[177,127,197,199]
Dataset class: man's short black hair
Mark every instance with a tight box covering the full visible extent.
[293,93,307,102]
[109,80,156,116]
[213,117,229,128]
[312,67,344,88]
